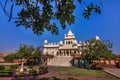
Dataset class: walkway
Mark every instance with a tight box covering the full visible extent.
[103,68,120,78]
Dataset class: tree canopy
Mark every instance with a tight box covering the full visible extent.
[0,0,101,35]
[81,38,116,61]
[4,44,42,62]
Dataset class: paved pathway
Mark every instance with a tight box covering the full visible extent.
[103,68,120,78]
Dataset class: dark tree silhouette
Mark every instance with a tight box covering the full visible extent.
[0,0,102,35]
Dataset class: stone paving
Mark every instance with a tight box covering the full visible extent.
[103,68,120,78]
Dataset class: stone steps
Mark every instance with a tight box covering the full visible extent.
[47,56,72,67]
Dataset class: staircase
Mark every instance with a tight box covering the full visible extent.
[47,56,72,67]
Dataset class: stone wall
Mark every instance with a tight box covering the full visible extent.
[93,59,120,65]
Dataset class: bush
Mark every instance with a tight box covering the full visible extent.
[0,70,12,76]
[5,66,10,71]
[17,72,24,76]
[10,65,18,70]
[43,66,48,71]
[29,69,37,75]
[28,66,33,69]
[39,66,48,71]
[0,65,5,71]
[39,66,44,70]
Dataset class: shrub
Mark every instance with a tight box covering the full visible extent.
[28,66,33,69]
[43,66,48,71]
[29,69,37,75]
[5,66,10,71]
[39,66,48,71]
[0,65,5,71]
[17,72,24,76]
[10,65,18,70]
[39,66,44,70]
[0,70,12,76]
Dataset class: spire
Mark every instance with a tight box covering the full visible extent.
[68,30,73,36]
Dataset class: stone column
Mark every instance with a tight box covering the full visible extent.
[65,50,66,56]
[69,50,70,56]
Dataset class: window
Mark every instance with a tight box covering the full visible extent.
[68,41,70,44]
[66,41,67,44]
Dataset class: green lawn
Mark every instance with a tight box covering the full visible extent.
[50,67,118,79]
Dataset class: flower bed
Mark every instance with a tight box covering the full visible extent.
[29,69,37,75]
[0,70,13,77]
[39,66,48,74]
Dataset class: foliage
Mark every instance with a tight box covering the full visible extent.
[0,70,12,76]
[0,0,101,35]
[17,71,24,76]
[29,69,37,75]
[0,65,5,71]
[3,44,42,62]
[28,65,33,69]
[10,65,18,70]
[29,46,42,59]
[3,54,16,62]
[4,66,11,71]
[43,66,48,71]
[81,38,116,60]
[39,66,44,70]
[39,66,48,71]
[16,44,42,59]
[15,44,35,59]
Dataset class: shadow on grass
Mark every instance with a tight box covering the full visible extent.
[36,77,78,80]
[14,76,78,80]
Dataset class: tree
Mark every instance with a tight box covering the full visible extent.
[3,44,43,63]
[81,38,116,61]
[0,0,101,35]
[16,44,35,59]
[30,46,42,59]
[3,54,16,62]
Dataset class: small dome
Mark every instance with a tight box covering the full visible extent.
[74,40,77,44]
[95,36,100,40]
[59,41,63,45]
[68,30,73,36]
[44,40,48,44]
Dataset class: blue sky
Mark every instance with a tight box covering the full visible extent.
[0,0,120,53]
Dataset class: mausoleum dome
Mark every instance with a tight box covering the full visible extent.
[44,40,48,44]
[74,40,77,44]
[59,41,63,45]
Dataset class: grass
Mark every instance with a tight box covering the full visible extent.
[50,67,118,79]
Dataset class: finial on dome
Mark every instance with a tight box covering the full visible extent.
[95,36,100,40]
[68,30,73,36]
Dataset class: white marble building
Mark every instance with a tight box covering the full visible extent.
[43,30,99,66]
[43,30,83,57]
